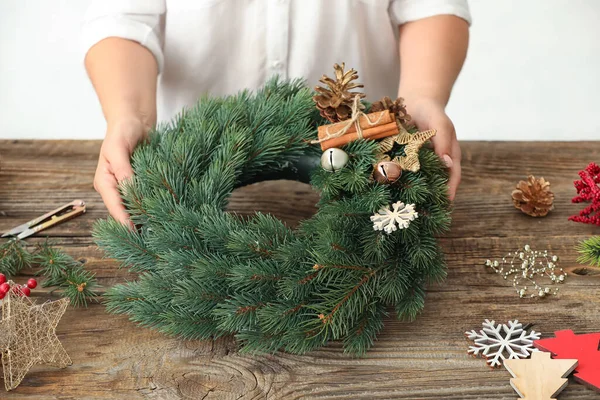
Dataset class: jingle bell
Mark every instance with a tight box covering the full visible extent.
[321,148,349,172]
[373,161,402,184]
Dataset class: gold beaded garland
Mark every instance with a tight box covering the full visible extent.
[485,245,566,299]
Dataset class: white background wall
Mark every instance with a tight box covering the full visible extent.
[0,1,599,140]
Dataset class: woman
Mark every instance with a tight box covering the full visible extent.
[82,0,470,224]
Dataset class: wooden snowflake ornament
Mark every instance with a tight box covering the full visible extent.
[504,351,578,400]
[535,330,600,392]
[465,319,541,368]
[370,201,418,234]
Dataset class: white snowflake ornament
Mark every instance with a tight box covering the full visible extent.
[370,201,418,234]
[465,319,541,368]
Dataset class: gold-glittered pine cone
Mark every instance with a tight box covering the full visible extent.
[370,96,411,126]
[512,175,555,217]
[313,63,365,123]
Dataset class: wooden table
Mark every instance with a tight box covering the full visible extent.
[1,140,599,399]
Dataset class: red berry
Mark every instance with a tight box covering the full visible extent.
[0,291,5,299]
[20,286,31,297]
[27,278,37,289]
[0,273,6,285]
[0,282,9,294]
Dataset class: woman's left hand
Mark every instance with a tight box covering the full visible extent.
[404,97,461,201]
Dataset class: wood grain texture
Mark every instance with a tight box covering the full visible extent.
[1,140,600,399]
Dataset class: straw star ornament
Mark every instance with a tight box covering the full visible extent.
[0,283,71,391]
[378,127,436,172]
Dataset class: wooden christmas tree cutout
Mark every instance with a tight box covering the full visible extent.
[535,330,600,391]
[504,351,577,400]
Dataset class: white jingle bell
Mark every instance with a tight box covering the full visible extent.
[321,148,349,172]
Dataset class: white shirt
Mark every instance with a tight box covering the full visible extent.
[82,0,471,124]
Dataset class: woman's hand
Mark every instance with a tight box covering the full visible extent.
[85,37,158,225]
[94,118,148,225]
[396,15,469,201]
[405,97,461,201]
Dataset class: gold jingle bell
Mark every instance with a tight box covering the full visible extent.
[373,161,402,184]
[321,148,349,172]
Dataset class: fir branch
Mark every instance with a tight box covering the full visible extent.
[93,218,160,272]
[342,302,386,356]
[376,265,410,305]
[62,267,99,307]
[577,236,600,267]
[298,271,318,285]
[0,239,33,276]
[104,281,145,315]
[313,264,373,273]
[214,294,265,333]
[320,271,375,325]
[35,242,99,307]
[395,283,426,321]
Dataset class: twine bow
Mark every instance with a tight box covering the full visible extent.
[311,95,386,144]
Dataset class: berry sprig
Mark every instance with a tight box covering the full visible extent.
[0,273,37,299]
[569,162,600,226]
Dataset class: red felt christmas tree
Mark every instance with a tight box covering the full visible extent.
[534,330,600,391]
[569,162,600,226]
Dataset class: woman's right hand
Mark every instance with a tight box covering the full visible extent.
[85,37,159,225]
[94,118,148,225]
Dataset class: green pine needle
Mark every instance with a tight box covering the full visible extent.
[35,241,100,307]
[61,267,99,307]
[577,236,600,267]
[0,239,34,276]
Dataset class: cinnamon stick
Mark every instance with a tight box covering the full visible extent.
[369,128,403,141]
[319,122,399,150]
[317,110,394,149]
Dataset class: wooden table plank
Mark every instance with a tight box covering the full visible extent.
[1,140,600,399]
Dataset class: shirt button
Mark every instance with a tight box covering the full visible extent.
[272,60,283,69]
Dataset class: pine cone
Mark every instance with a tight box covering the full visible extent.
[370,96,411,126]
[512,175,555,217]
[313,63,365,123]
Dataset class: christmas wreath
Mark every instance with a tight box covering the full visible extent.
[94,64,451,355]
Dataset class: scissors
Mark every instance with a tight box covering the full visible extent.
[2,200,86,240]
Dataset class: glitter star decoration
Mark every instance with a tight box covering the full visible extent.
[485,244,566,299]
[377,126,436,172]
[0,282,71,391]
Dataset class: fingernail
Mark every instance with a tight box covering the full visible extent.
[442,154,454,168]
